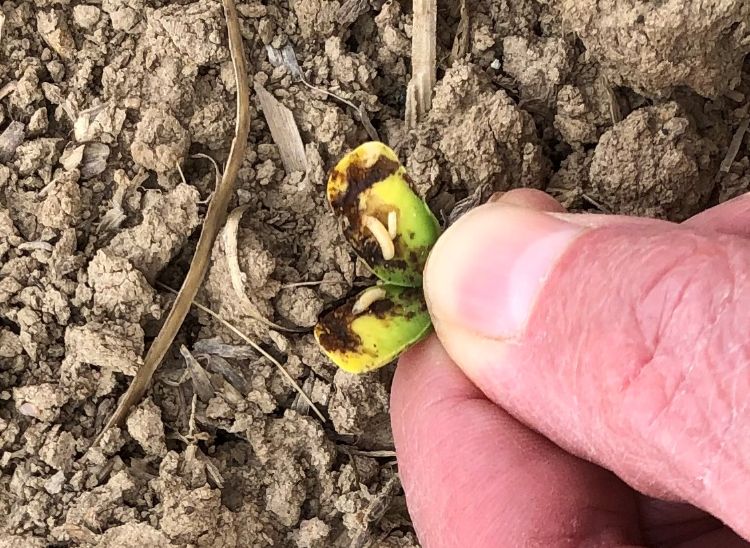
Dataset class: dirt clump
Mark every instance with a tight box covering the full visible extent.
[105,183,201,281]
[126,397,167,456]
[131,108,191,174]
[276,287,324,328]
[559,0,750,98]
[407,63,549,203]
[588,102,719,221]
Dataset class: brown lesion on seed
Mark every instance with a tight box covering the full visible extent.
[316,303,365,355]
[328,155,400,213]
[328,155,403,264]
[369,297,396,317]
[315,288,420,356]
[326,149,432,284]
[316,297,395,357]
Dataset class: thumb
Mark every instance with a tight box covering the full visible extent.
[424,202,750,540]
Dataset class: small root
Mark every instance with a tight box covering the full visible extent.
[176,161,188,186]
[582,193,611,213]
[192,152,222,179]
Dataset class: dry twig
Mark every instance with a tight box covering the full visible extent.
[601,75,623,125]
[448,184,489,226]
[336,446,397,459]
[450,0,470,64]
[0,121,25,163]
[337,0,369,27]
[180,345,216,402]
[582,193,611,213]
[720,116,750,173]
[405,0,437,127]
[95,0,250,442]
[349,475,402,548]
[158,283,325,422]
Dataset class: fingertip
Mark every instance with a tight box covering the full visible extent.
[396,334,453,380]
[684,191,750,237]
[424,204,581,340]
[492,188,567,213]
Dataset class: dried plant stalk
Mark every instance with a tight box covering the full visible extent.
[405,0,437,127]
[180,345,216,402]
[0,121,25,163]
[450,0,470,63]
[223,205,306,333]
[95,0,250,442]
[159,283,326,422]
[720,116,750,173]
[255,82,307,174]
[337,0,369,27]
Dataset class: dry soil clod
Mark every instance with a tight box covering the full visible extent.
[96,0,250,442]
[223,205,307,333]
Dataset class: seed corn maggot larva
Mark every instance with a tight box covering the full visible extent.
[362,214,395,260]
[352,286,388,315]
[387,210,398,240]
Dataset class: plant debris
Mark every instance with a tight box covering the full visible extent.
[97,0,251,440]
[254,83,307,174]
[405,0,437,126]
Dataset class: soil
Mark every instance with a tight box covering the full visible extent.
[1,0,749,546]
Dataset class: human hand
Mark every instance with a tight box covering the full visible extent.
[391,189,750,547]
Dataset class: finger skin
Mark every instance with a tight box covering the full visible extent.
[391,336,641,548]
[491,188,567,212]
[397,190,750,545]
[684,193,750,236]
[638,497,724,545]
[424,206,750,540]
[499,189,750,235]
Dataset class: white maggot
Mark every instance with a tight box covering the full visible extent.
[352,286,388,315]
[387,210,398,239]
[363,214,395,260]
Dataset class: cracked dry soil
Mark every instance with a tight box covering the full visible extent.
[1,0,750,546]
